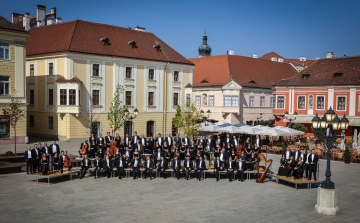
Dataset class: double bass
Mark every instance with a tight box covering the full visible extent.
[64,150,72,170]
[109,139,117,156]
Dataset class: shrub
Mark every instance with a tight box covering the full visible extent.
[344,147,350,158]
[282,142,287,152]
[291,123,307,133]
[5,151,14,156]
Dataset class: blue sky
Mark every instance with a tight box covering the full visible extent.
[2,0,359,60]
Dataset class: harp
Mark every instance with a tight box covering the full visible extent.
[256,153,272,183]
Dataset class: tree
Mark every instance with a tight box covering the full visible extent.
[107,84,129,137]
[176,100,203,138]
[291,123,308,133]
[81,97,99,136]
[172,105,181,133]
[311,127,326,143]
[2,98,26,155]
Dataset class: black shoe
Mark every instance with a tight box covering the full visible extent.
[119,177,121,179]
[241,180,244,182]
[216,179,219,181]
[150,178,152,180]
[187,178,188,180]
[199,178,201,181]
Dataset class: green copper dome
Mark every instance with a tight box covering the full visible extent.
[198,29,211,57]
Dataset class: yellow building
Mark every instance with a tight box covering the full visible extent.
[25,20,194,141]
[0,15,29,145]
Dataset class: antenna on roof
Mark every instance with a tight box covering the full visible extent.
[204,28,206,35]
[231,74,233,80]
[227,49,228,55]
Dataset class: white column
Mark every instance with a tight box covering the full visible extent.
[156,66,161,111]
[119,63,124,101]
[189,69,193,85]
[101,61,106,112]
[168,67,173,111]
[349,88,356,116]
[55,59,58,74]
[328,88,334,109]
[64,58,68,79]
[113,62,118,96]
[288,89,292,113]
[69,58,74,78]
[180,68,183,109]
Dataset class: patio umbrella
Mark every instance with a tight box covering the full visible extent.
[201,122,231,132]
[254,126,291,136]
[273,126,305,136]
[234,125,260,135]
[216,125,240,133]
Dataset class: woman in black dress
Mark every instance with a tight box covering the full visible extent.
[98,142,105,153]
[179,142,186,160]
[225,142,232,161]
[248,152,256,170]
[128,140,133,152]
[190,141,197,154]
[292,157,304,179]
[185,148,193,160]
[278,154,288,176]
[89,141,97,158]
[97,149,104,159]
[245,144,252,161]
[214,141,221,158]
[164,149,171,164]
[154,141,161,153]
[230,150,236,161]
[53,152,60,173]
[192,135,197,145]
[41,153,48,175]
[244,137,251,150]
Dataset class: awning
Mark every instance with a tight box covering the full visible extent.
[348,117,360,126]
[283,116,360,126]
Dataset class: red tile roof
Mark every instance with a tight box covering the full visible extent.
[0,15,27,33]
[189,55,298,88]
[26,20,193,65]
[184,83,193,88]
[275,56,360,86]
[259,51,315,67]
[55,76,82,83]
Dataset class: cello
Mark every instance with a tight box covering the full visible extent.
[109,139,117,156]
[64,150,72,171]
[80,143,88,158]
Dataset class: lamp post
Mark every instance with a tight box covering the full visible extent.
[200,109,211,126]
[256,113,262,125]
[312,107,349,215]
[125,108,138,121]
[284,111,298,128]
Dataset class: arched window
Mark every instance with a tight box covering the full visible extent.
[124,121,132,137]
[147,121,154,137]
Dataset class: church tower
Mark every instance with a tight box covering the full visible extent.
[198,29,211,57]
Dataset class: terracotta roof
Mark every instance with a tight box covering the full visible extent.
[259,51,315,67]
[55,76,83,83]
[0,15,27,33]
[259,51,283,60]
[275,56,360,86]
[184,83,193,88]
[189,55,298,88]
[26,20,193,65]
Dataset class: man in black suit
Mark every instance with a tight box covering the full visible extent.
[132,131,139,147]
[32,144,41,173]
[206,134,213,150]
[131,156,140,179]
[154,148,163,167]
[227,156,235,182]
[115,156,124,179]
[89,133,97,146]
[214,156,223,181]
[124,133,131,147]
[172,156,181,180]
[157,156,168,179]
[94,155,102,179]
[194,156,206,181]
[254,135,262,152]
[140,135,147,147]
[303,149,311,179]
[218,150,226,163]
[24,146,33,174]
[148,135,155,150]
[156,133,164,147]
[232,135,239,148]
[237,157,246,182]
[183,155,193,180]
[143,155,154,180]
[80,155,90,179]
[165,133,173,148]
[97,133,105,147]
[134,139,141,153]
[288,156,297,177]
[224,134,232,146]
[50,141,60,158]
[123,147,132,168]
[173,134,181,147]
[293,147,300,162]
[308,149,318,181]
[182,134,190,147]
[105,132,113,148]
[285,146,293,160]
[216,135,223,148]
[198,135,205,147]
[103,154,112,178]
[79,138,89,157]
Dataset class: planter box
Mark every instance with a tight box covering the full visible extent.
[0,162,22,174]
[0,156,25,163]
[344,157,351,163]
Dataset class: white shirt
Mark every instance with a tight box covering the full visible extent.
[147,160,150,168]
[229,162,232,169]
[45,147,48,154]
[311,154,315,162]
[85,159,88,166]
[142,138,145,145]
[91,137,94,140]
[134,160,138,167]
[220,154,223,160]
[96,160,99,166]
[168,137,171,145]
[295,152,298,160]
[226,138,230,143]
[239,162,242,170]
[35,149,39,156]
[161,160,164,167]
[138,144,140,151]
[158,138,161,146]
[199,161,202,168]
[27,150,32,158]
[157,153,160,159]
[119,160,123,167]
[234,139,237,146]
[99,137,103,142]
[256,139,260,147]
[286,151,290,159]
[306,154,310,164]
[185,138,188,145]
[186,161,189,167]
[126,137,128,144]
[175,161,178,168]
[300,153,304,160]
[126,151,129,157]
[106,159,109,167]
[217,160,219,167]
[52,144,57,153]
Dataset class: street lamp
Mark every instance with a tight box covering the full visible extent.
[256,113,262,124]
[311,107,349,190]
[201,109,211,126]
[284,111,298,126]
[125,108,138,121]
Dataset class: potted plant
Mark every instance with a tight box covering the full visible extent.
[305,144,309,155]
[282,142,286,155]
[344,147,351,164]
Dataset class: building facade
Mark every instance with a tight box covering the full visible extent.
[273,55,360,138]
[0,15,29,144]
[25,20,194,141]
[189,55,298,125]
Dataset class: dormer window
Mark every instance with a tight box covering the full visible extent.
[334,72,343,77]
[100,37,109,45]
[249,80,256,84]
[200,79,208,83]
[128,40,137,48]
[302,74,310,79]
[153,44,161,51]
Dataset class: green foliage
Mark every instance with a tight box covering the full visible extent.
[176,100,203,138]
[302,137,307,143]
[172,105,181,127]
[344,147,350,158]
[305,144,309,154]
[5,151,14,156]
[107,84,129,136]
[311,127,326,143]
[282,142,287,152]
[291,123,307,133]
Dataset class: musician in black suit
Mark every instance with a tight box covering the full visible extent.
[183,155,193,180]
[174,134,181,147]
[80,155,90,179]
[144,141,152,154]
[194,156,206,181]
[122,147,132,168]
[172,156,181,180]
[227,156,235,182]
[214,156,223,181]
[224,134,232,146]
[156,133,164,147]
[288,156,297,177]
[303,149,311,179]
[197,136,205,147]
[182,134,190,147]
[131,156,140,179]
[132,131,139,147]
[115,156,124,179]
[24,146,33,174]
[105,132,113,148]
[103,154,112,178]
[154,148,163,167]
[114,133,122,148]
[237,157,246,182]
[165,133,173,148]
[79,139,89,157]
[143,155,154,180]
[218,150,226,163]
[254,135,262,151]
[308,149,318,181]
[140,135,147,147]
[124,133,131,147]
[89,133,98,146]
[285,147,293,160]
[94,155,102,179]
[97,133,105,146]
[216,135,223,148]
[293,147,301,162]
[157,156,168,179]
[206,134,213,150]
[232,135,239,148]
[134,139,142,153]
[32,144,41,173]
[148,135,155,150]
[50,141,60,158]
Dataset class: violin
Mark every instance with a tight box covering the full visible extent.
[80,143,88,157]
[110,139,117,156]
[64,150,72,168]
[288,161,291,170]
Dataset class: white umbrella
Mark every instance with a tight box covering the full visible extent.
[273,126,305,136]
[234,125,259,135]
[254,126,291,136]
[201,121,232,132]
[216,125,240,133]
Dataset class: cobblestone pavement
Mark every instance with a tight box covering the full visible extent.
[0,152,359,223]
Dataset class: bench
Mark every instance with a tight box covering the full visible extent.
[271,174,321,190]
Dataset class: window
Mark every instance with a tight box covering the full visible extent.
[277,96,284,108]
[146,121,154,137]
[48,117,53,129]
[48,89,53,105]
[48,63,53,75]
[60,89,67,105]
[195,96,201,106]
[302,74,310,79]
[126,67,132,79]
[126,91,132,105]
[232,96,238,106]
[30,90,35,105]
[209,95,214,106]
[0,43,10,60]
[92,64,99,77]
[124,121,132,137]
[337,96,346,111]
[249,96,254,107]
[148,92,154,106]
[260,96,265,107]
[173,93,179,106]
[30,64,34,76]
[186,94,190,106]
[271,96,274,108]
[317,96,324,110]
[224,96,231,107]
[148,69,154,80]
[69,89,76,105]
[173,71,179,81]
[298,96,305,109]
[172,121,178,137]
[0,76,9,95]
[29,115,34,127]
[92,90,99,105]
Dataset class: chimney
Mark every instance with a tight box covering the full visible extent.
[36,4,46,27]
[12,13,23,25]
[23,13,30,31]
[253,53,257,58]
[229,50,235,55]
[51,7,56,15]
[56,17,62,23]
[326,52,333,58]
[135,25,145,32]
